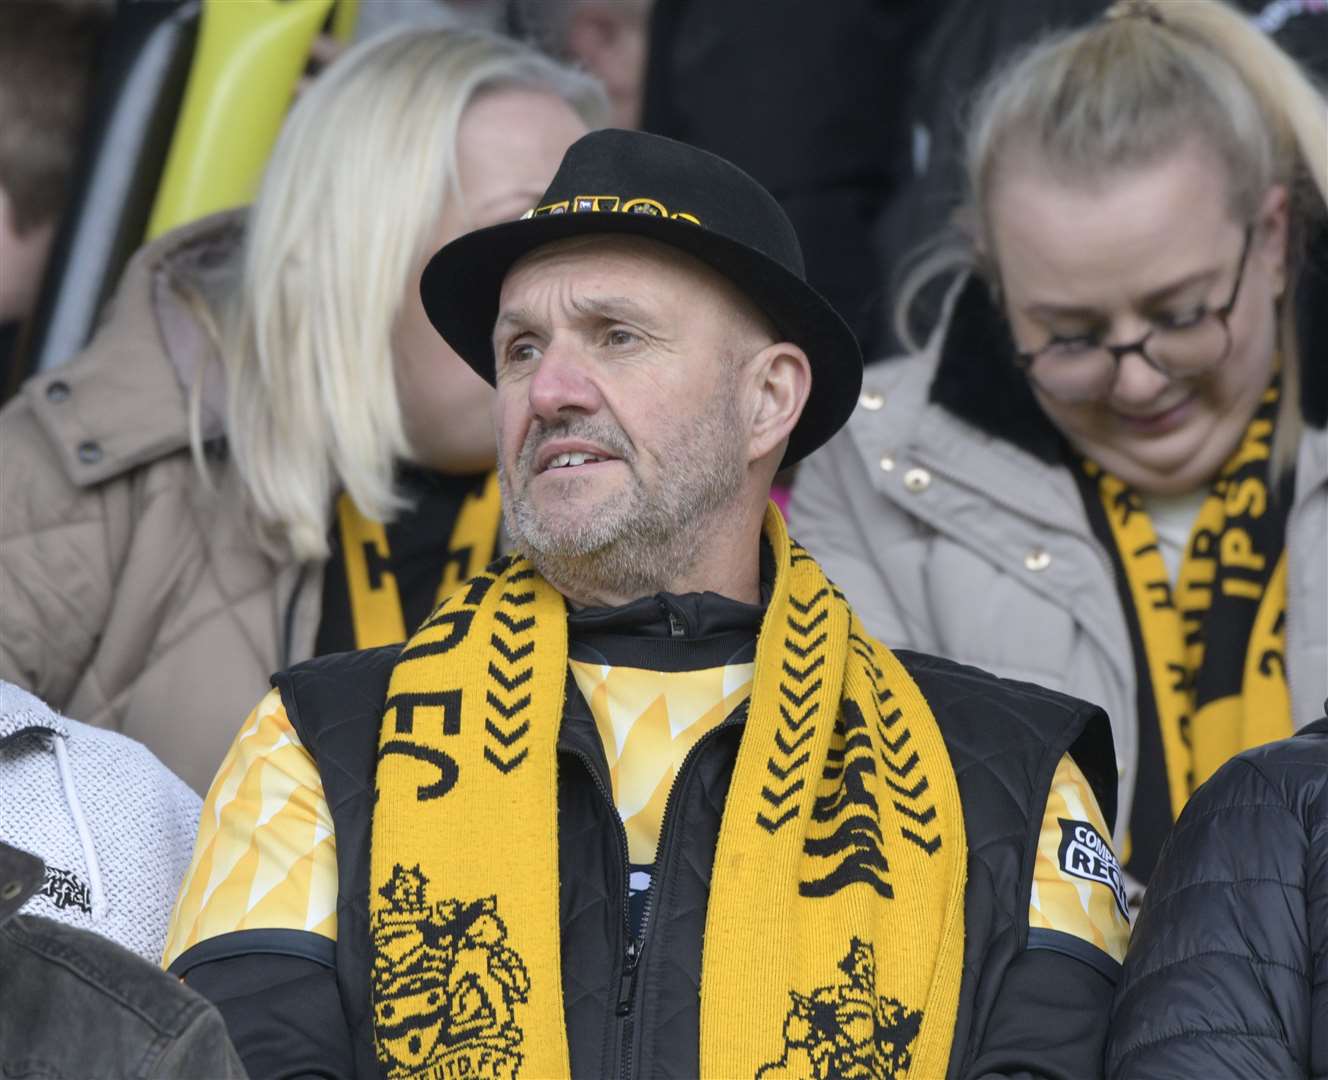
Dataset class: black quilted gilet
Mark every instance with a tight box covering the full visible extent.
[275,645,1115,1079]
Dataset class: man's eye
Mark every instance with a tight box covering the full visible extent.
[506,342,541,365]
[605,328,638,348]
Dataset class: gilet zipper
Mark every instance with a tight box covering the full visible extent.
[610,703,748,1079]
[564,700,747,1079]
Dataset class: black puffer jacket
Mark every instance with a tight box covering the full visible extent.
[1108,716,1328,1079]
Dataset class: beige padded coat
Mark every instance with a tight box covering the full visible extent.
[0,215,322,794]
[789,348,1328,850]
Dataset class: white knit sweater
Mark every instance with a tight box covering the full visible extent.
[0,681,201,963]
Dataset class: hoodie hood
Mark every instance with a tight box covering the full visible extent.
[0,682,202,962]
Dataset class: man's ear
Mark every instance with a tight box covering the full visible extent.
[746,341,811,465]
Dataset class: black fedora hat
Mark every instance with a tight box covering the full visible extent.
[420,129,863,467]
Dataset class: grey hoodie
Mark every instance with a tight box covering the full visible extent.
[0,680,200,962]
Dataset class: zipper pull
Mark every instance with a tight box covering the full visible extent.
[667,612,685,637]
[616,938,641,1016]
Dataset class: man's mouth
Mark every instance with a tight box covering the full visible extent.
[533,440,622,475]
[545,451,606,470]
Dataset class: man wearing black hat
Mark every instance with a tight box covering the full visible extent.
[165,130,1125,1080]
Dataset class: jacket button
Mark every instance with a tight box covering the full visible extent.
[77,440,103,465]
[1024,548,1052,572]
[879,454,895,472]
[45,380,71,403]
[0,880,20,901]
[903,467,930,492]
[859,391,884,411]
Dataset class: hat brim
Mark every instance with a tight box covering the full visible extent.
[420,211,862,467]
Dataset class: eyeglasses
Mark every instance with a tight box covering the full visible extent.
[1012,225,1253,404]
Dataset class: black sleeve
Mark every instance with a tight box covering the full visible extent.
[1106,758,1311,1080]
[149,1002,249,1080]
[183,952,355,1080]
[963,948,1115,1080]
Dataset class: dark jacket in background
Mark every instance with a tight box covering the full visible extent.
[0,840,246,1080]
[1255,1,1328,75]
[641,0,939,361]
[874,0,1107,355]
[1107,716,1328,1079]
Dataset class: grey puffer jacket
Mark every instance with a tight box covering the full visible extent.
[1107,716,1328,1079]
[789,277,1328,855]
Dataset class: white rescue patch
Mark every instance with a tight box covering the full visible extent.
[1057,818,1129,919]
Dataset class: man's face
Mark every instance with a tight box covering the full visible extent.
[491,235,766,597]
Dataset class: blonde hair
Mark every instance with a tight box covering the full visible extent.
[210,27,606,560]
[895,0,1327,469]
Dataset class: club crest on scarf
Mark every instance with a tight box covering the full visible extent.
[756,939,924,1079]
[372,865,531,1080]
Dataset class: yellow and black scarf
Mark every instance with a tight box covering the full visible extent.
[368,506,967,1079]
[1078,381,1292,879]
[334,471,501,648]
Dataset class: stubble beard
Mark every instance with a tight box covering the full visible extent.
[499,382,748,604]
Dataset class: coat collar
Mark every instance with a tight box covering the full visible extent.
[928,219,1328,451]
[1294,219,1328,430]
[927,274,1064,463]
[22,211,243,489]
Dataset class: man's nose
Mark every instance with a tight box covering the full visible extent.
[528,338,602,420]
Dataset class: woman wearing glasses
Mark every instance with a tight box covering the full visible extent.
[789,0,1326,900]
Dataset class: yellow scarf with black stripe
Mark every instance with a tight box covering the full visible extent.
[368,506,967,1079]
[335,471,502,648]
[1080,380,1292,876]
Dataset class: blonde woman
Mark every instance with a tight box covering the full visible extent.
[790,0,1327,897]
[0,28,606,793]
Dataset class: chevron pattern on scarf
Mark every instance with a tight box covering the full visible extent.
[370,506,967,1079]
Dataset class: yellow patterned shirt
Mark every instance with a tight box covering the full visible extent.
[1028,755,1131,969]
[569,658,755,866]
[164,686,1128,977]
[162,689,338,969]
